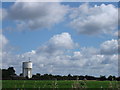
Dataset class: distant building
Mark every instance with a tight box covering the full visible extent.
[22,61,32,78]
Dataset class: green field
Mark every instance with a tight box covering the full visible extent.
[2,80,120,88]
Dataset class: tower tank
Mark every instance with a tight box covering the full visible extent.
[23,61,32,78]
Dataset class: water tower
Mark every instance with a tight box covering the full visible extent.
[23,60,32,78]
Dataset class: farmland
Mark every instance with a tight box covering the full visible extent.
[2,80,120,89]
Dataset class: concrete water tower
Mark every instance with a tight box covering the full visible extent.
[23,60,32,78]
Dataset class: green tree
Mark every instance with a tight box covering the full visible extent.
[8,67,16,76]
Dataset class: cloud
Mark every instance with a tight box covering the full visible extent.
[0,9,2,21]
[36,32,78,56]
[15,0,62,2]
[0,8,7,21]
[0,32,8,49]
[100,39,118,55]
[13,36,118,76]
[114,30,120,37]
[69,3,118,35]
[2,2,118,76]
[19,46,118,76]
[5,2,68,30]
[0,30,8,68]
[1,32,118,76]
[80,47,100,56]
[49,32,77,49]
[1,32,78,74]
[4,2,118,36]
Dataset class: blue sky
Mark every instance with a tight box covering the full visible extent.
[1,2,119,76]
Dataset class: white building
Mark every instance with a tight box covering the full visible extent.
[23,61,32,78]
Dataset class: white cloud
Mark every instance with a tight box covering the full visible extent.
[36,32,78,56]
[2,3,119,75]
[100,39,118,55]
[5,2,68,30]
[0,9,2,21]
[0,32,8,49]
[114,30,120,37]
[2,2,118,76]
[0,8,7,21]
[69,3,118,35]
[80,47,99,56]
[49,32,77,49]
[15,0,62,2]
[0,31,8,68]
[19,47,118,76]
[4,3,118,36]
[1,32,118,76]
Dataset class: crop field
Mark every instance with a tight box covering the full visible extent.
[2,80,120,89]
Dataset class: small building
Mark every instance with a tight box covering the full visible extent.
[22,61,32,78]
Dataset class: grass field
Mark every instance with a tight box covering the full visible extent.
[2,80,120,88]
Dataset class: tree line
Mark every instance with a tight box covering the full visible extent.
[1,67,120,81]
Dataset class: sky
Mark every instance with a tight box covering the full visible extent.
[1,1,119,77]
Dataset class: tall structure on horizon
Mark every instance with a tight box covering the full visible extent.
[22,60,32,78]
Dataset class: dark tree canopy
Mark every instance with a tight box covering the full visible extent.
[2,67,16,79]
[1,67,120,81]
